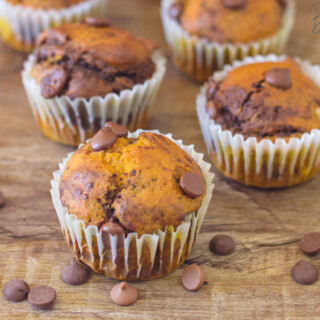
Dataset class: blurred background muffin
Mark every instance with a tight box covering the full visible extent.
[0,0,108,52]
[51,124,214,280]
[161,0,295,82]
[22,19,166,146]
[197,55,320,188]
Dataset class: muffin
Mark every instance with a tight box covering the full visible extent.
[161,0,295,82]
[50,123,215,281]
[197,55,320,188]
[22,20,166,146]
[0,0,108,52]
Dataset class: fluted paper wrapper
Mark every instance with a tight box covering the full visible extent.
[51,130,215,281]
[197,54,320,188]
[22,52,167,146]
[160,0,295,82]
[0,0,108,52]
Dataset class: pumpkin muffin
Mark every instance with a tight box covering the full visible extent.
[51,123,215,280]
[161,0,295,81]
[22,19,166,146]
[0,0,107,52]
[197,55,320,188]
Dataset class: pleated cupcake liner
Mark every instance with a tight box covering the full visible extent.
[160,0,295,82]
[21,51,167,146]
[197,54,320,188]
[0,0,108,52]
[50,130,215,281]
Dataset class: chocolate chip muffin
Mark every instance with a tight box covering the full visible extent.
[197,55,320,188]
[22,19,166,146]
[0,0,107,52]
[161,0,295,81]
[51,123,214,280]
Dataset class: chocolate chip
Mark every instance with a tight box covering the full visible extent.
[100,221,125,237]
[85,16,111,28]
[180,172,205,199]
[182,264,208,291]
[291,260,318,285]
[90,127,117,151]
[0,191,5,208]
[277,0,287,9]
[3,279,30,302]
[40,66,68,99]
[36,31,48,46]
[209,234,235,256]
[169,2,184,20]
[264,68,292,90]
[28,286,57,310]
[110,282,138,306]
[206,79,217,100]
[299,232,320,256]
[206,101,218,119]
[105,121,128,137]
[62,258,90,286]
[222,0,246,10]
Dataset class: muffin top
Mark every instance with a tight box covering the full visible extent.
[31,19,157,100]
[6,0,84,9]
[59,123,206,235]
[205,58,320,140]
[169,0,287,43]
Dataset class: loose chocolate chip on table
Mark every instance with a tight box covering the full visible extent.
[110,282,138,306]
[90,127,117,151]
[299,232,320,256]
[0,190,5,208]
[62,258,90,286]
[100,221,125,237]
[180,172,205,199]
[85,16,111,28]
[3,279,30,302]
[28,285,57,310]
[40,66,68,99]
[264,68,292,90]
[169,2,184,20]
[105,121,128,138]
[209,234,235,256]
[291,260,318,285]
[182,264,208,291]
[222,0,246,10]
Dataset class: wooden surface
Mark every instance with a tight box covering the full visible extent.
[1,0,320,319]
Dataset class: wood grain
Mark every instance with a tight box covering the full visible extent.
[1,0,320,319]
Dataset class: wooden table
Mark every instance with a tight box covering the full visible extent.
[1,0,320,319]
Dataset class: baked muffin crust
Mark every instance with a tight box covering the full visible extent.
[59,132,206,235]
[5,0,85,9]
[31,22,157,99]
[206,58,320,140]
[172,0,286,43]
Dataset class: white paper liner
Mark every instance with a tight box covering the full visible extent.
[197,54,320,188]
[50,130,215,280]
[0,0,108,51]
[160,0,295,82]
[21,51,167,146]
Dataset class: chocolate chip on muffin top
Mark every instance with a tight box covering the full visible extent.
[170,0,287,43]
[31,22,158,100]
[205,58,320,140]
[59,128,206,235]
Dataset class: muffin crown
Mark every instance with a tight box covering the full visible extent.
[31,22,157,99]
[59,131,206,235]
[206,58,320,140]
[5,0,85,10]
[175,0,286,43]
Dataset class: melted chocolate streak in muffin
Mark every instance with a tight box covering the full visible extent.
[60,139,140,234]
[207,79,316,139]
[36,38,155,100]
